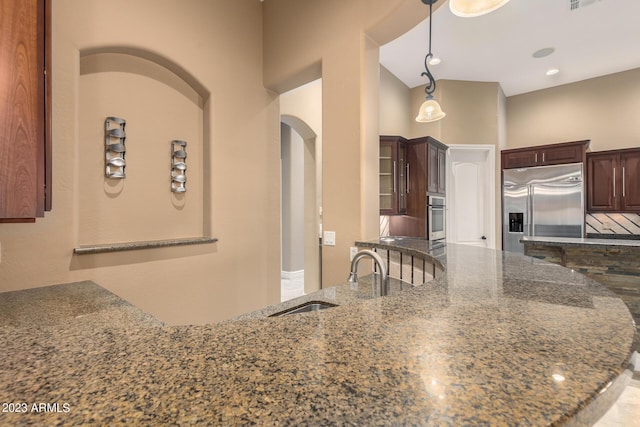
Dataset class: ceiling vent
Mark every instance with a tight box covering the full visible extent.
[570,0,599,10]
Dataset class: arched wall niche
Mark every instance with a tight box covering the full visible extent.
[81,46,209,102]
[77,46,212,247]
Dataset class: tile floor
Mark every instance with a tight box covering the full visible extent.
[280,275,640,426]
[595,378,640,426]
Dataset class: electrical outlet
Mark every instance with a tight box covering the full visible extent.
[323,231,336,246]
[602,221,613,230]
[350,246,358,261]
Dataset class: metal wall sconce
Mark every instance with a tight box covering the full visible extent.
[171,140,187,193]
[105,117,126,178]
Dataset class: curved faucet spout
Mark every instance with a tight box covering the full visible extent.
[348,249,389,297]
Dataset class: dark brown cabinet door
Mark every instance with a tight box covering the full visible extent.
[379,136,407,215]
[587,153,617,211]
[437,147,446,194]
[587,149,640,213]
[405,141,427,237]
[502,150,540,169]
[541,144,584,166]
[0,0,51,221]
[621,150,640,211]
[398,142,407,213]
[427,143,439,194]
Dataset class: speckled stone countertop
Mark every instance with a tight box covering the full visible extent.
[0,243,636,426]
[522,236,640,248]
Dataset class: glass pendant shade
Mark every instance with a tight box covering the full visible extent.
[449,0,510,17]
[415,98,446,123]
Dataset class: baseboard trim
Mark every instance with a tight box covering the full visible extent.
[281,270,304,280]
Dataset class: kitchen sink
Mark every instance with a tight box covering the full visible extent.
[269,301,338,317]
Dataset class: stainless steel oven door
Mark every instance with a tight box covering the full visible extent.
[427,196,446,241]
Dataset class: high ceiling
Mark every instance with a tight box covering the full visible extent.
[380,0,640,97]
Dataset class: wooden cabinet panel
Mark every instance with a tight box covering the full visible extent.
[586,148,640,213]
[541,144,584,166]
[427,143,439,194]
[502,140,589,170]
[621,150,640,211]
[398,142,407,212]
[380,136,407,215]
[437,147,446,194]
[502,150,539,169]
[0,0,51,221]
[587,153,617,211]
[405,141,427,238]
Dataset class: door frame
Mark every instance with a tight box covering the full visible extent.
[445,144,496,249]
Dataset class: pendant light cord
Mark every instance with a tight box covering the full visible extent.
[422,0,437,99]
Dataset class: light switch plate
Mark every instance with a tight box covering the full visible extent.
[350,246,358,261]
[323,231,336,246]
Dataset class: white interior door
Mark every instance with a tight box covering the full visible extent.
[446,146,495,248]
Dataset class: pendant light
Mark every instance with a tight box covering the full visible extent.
[416,0,446,123]
[449,0,510,18]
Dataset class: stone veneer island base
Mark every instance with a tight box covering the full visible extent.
[0,240,636,425]
[523,236,640,353]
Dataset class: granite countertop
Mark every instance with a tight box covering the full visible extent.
[0,242,636,426]
[522,236,640,248]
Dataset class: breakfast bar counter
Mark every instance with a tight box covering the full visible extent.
[0,241,636,426]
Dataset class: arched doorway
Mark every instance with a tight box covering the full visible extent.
[280,115,321,301]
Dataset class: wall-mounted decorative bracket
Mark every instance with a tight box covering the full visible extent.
[171,140,187,193]
[105,117,126,178]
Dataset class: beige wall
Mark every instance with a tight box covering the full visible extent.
[0,0,280,325]
[379,66,411,139]
[507,68,640,151]
[264,0,432,286]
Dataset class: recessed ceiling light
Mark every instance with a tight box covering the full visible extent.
[533,47,555,58]
[429,56,441,65]
[546,68,560,76]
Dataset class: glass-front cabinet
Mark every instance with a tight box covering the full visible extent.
[380,136,407,215]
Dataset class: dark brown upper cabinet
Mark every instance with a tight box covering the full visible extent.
[0,0,52,222]
[501,140,589,170]
[427,142,447,195]
[587,148,640,213]
[380,136,407,215]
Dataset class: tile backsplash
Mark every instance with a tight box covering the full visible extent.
[380,215,390,237]
[586,213,640,236]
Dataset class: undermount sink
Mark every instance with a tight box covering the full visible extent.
[269,301,338,317]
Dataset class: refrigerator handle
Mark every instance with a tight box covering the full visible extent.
[524,187,529,236]
[529,185,534,237]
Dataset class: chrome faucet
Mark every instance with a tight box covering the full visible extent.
[348,250,389,297]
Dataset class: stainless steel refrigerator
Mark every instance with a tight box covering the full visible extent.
[502,163,584,253]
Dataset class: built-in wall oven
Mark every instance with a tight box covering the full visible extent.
[427,195,446,241]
